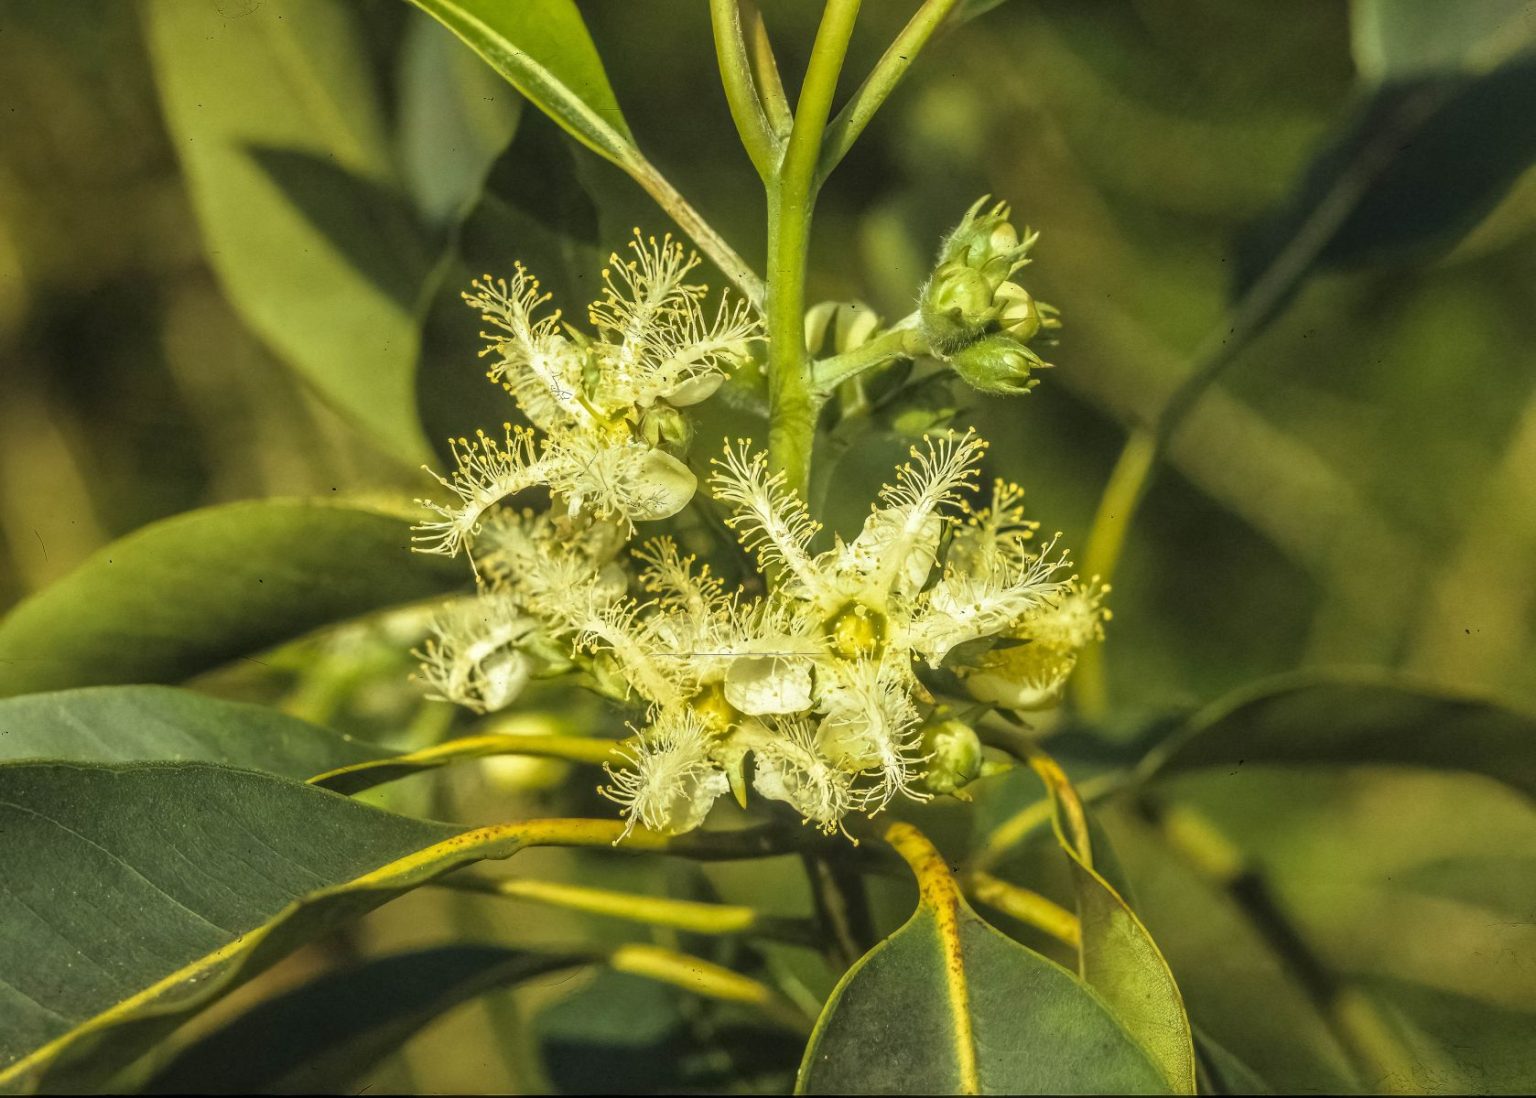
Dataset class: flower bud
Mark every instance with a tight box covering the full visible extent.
[947,334,1044,396]
[993,282,1043,343]
[919,718,983,796]
[936,197,1038,293]
[638,403,694,452]
[921,264,997,353]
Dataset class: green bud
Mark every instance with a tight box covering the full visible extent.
[920,264,997,353]
[993,282,1043,342]
[638,403,694,452]
[947,333,1044,396]
[936,196,1039,294]
[920,718,984,796]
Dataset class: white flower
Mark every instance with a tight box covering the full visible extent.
[414,591,541,714]
[601,708,730,838]
[959,577,1110,710]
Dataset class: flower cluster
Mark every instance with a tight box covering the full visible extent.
[919,197,1062,395]
[411,215,1106,841]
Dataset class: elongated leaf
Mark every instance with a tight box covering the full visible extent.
[1236,55,1536,301]
[144,0,433,460]
[415,112,600,450]
[0,686,384,779]
[397,11,524,227]
[1351,0,1535,81]
[405,0,638,170]
[310,731,618,795]
[0,500,460,697]
[1028,757,1196,1093]
[140,946,582,1094]
[1139,671,1536,799]
[797,829,1168,1094]
[1194,1028,1272,1095]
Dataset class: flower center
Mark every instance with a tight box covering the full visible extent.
[824,601,887,661]
[689,681,741,734]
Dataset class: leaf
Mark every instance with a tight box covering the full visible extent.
[0,500,461,698]
[404,0,638,171]
[138,946,582,1094]
[797,825,1168,1095]
[1138,670,1536,800]
[396,10,524,227]
[143,0,434,461]
[0,686,384,780]
[0,762,464,1091]
[415,112,600,450]
[1350,0,1535,81]
[1235,55,1536,302]
[1027,754,1197,1093]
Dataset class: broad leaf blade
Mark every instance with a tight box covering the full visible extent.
[143,0,433,461]
[405,0,638,169]
[0,686,384,779]
[0,762,471,1090]
[0,500,460,697]
[139,947,582,1095]
[1139,670,1536,799]
[796,888,1168,1093]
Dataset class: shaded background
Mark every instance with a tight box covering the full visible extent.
[1,0,1534,1093]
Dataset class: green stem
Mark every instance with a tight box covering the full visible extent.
[818,0,964,182]
[766,0,861,502]
[710,0,782,179]
[810,320,922,397]
[629,152,766,309]
[1070,81,1418,716]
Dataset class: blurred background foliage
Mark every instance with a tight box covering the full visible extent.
[1,0,1534,1092]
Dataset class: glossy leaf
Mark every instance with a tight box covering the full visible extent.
[309,731,619,795]
[415,112,600,450]
[1235,55,1536,302]
[0,686,384,779]
[1028,753,1197,1093]
[139,946,582,1094]
[143,0,434,460]
[405,0,638,170]
[0,500,461,697]
[1139,670,1536,800]
[797,825,1168,1095]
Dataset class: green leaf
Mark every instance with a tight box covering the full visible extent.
[1350,0,1535,81]
[1139,670,1536,800]
[415,112,600,450]
[0,762,464,1091]
[404,0,639,171]
[138,946,582,1094]
[1194,1028,1272,1095]
[397,11,524,227]
[797,830,1168,1095]
[1235,55,1536,302]
[0,686,384,779]
[0,500,460,698]
[1027,754,1196,1093]
[143,0,434,461]
[309,730,618,795]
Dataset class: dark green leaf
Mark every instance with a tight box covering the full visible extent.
[0,686,384,779]
[0,762,474,1091]
[143,0,434,460]
[796,884,1168,1093]
[140,946,582,1095]
[1194,1027,1271,1095]
[1139,670,1536,800]
[404,0,637,169]
[415,113,600,450]
[0,500,460,698]
[1235,55,1536,302]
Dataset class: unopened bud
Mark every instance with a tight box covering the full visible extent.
[947,334,1044,396]
[920,718,983,795]
[921,265,996,353]
[993,282,1043,342]
[638,403,694,451]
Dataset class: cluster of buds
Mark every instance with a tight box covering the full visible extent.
[410,214,1106,841]
[919,198,1061,395]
